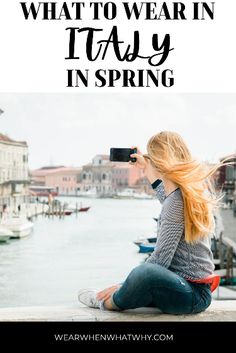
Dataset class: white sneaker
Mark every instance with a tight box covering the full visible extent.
[78,289,102,309]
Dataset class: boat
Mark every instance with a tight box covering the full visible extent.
[134,236,156,247]
[46,209,73,216]
[147,237,157,243]
[64,210,73,216]
[79,206,90,212]
[77,187,97,198]
[134,237,146,246]
[139,242,155,254]
[116,189,135,199]
[116,189,153,199]
[0,226,14,243]
[133,192,153,200]
[1,216,34,239]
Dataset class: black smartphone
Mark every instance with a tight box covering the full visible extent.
[109,148,137,162]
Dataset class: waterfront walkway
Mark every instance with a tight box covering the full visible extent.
[1,203,48,220]
[0,301,236,321]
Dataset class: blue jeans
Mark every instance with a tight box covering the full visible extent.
[111,263,212,314]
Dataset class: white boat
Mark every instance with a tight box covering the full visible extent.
[116,189,153,199]
[116,189,136,199]
[1,217,34,239]
[77,187,97,198]
[0,226,14,243]
[133,192,153,200]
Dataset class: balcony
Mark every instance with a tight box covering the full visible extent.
[0,179,30,186]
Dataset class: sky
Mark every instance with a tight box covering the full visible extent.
[0,93,235,169]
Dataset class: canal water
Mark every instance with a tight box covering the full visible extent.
[0,198,160,308]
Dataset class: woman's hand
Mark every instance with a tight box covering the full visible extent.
[130,147,147,170]
[96,284,121,302]
[130,147,162,183]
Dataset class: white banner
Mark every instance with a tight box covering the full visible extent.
[0,0,235,92]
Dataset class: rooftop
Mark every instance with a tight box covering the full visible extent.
[0,133,27,146]
[31,166,82,177]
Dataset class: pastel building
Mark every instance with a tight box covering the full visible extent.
[45,167,82,196]
[111,164,145,191]
[81,155,149,195]
[31,166,82,196]
[0,133,29,209]
[82,155,113,195]
[31,155,153,198]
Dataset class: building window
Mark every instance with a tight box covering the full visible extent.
[102,174,106,180]
[83,174,86,180]
[23,155,28,163]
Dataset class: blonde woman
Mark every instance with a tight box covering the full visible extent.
[78,131,221,314]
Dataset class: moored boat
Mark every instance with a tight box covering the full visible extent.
[0,226,14,243]
[79,207,90,212]
[1,217,34,239]
[134,236,156,247]
[46,209,73,216]
[147,237,157,243]
[139,242,155,254]
[133,192,153,200]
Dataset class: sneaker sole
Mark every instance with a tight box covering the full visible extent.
[77,288,99,302]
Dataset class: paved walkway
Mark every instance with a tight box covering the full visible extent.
[0,301,236,321]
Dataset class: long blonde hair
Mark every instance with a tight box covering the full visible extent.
[146,131,227,243]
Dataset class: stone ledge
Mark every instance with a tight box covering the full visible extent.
[0,300,236,321]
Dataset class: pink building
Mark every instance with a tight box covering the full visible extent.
[31,166,82,196]
[112,164,145,191]
[31,167,63,186]
[45,167,82,196]
[31,155,153,197]
[81,155,150,195]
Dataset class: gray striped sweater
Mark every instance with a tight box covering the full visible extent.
[146,181,214,280]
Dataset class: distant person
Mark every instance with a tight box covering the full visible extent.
[48,192,53,205]
[2,204,8,220]
[78,131,224,315]
[17,204,21,214]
